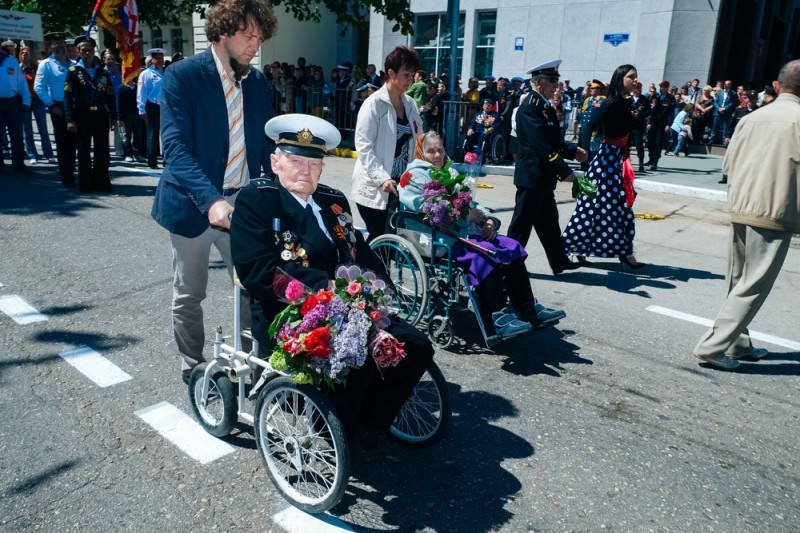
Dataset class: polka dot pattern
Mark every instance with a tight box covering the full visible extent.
[562,143,635,258]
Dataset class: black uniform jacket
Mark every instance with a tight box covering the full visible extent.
[513,90,577,190]
[230,177,389,346]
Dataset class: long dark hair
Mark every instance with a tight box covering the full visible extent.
[607,64,636,102]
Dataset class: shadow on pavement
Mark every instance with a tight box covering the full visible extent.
[10,459,81,495]
[530,261,724,297]
[31,329,141,352]
[336,385,534,532]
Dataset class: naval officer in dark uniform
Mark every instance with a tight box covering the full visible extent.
[230,114,434,438]
[506,60,588,275]
[64,35,116,192]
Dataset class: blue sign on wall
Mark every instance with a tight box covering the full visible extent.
[603,33,629,47]
[515,37,524,51]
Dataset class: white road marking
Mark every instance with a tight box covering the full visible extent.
[646,305,800,350]
[59,346,132,387]
[122,166,161,178]
[135,402,235,464]
[635,180,727,203]
[0,295,48,324]
[274,506,357,532]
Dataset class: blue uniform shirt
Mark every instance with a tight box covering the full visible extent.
[0,53,31,105]
[136,66,163,115]
[33,55,74,107]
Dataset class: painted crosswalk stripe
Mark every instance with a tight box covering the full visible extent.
[646,305,800,350]
[135,402,235,464]
[274,506,357,532]
[0,295,48,324]
[59,346,132,387]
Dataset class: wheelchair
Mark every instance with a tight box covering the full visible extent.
[369,209,517,350]
[188,278,451,513]
[462,129,507,165]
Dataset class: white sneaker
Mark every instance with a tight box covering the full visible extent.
[124,156,134,162]
[47,157,57,164]
[28,158,37,165]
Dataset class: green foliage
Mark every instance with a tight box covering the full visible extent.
[571,175,598,200]
[0,0,414,37]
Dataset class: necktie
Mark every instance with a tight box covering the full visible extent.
[222,73,248,189]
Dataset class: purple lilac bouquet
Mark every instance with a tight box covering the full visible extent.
[268,266,405,386]
[413,162,472,232]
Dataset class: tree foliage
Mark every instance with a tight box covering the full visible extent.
[0,0,415,37]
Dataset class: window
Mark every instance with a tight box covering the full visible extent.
[473,11,496,79]
[414,13,465,77]
[171,28,183,55]
[151,28,163,49]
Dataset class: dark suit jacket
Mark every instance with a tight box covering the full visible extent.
[513,90,576,190]
[230,178,388,346]
[714,89,738,116]
[151,46,275,238]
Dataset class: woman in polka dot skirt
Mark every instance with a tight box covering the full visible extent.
[562,64,646,269]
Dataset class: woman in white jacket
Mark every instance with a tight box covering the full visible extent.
[350,46,423,242]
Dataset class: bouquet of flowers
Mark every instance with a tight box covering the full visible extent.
[268,266,406,386]
[402,161,472,232]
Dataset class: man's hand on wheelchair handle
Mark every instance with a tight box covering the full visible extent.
[208,199,233,230]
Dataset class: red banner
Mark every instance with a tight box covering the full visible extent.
[93,0,141,84]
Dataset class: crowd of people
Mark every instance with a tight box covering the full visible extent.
[0,32,185,189]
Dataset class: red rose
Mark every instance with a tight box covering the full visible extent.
[304,327,331,358]
[370,310,381,323]
[300,295,319,316]
[399,171,412,188]
[316,290,334,303]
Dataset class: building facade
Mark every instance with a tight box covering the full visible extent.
[369,0,799,90]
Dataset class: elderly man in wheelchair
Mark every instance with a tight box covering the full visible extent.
[463,97,506,164]
[186,114,449,514]
[398,131,566,343]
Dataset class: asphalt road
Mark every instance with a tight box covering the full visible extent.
[1,157,798,533]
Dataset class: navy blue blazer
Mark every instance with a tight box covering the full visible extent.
[151,46,276,238]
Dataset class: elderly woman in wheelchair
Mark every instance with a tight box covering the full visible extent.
[399,131,566,340]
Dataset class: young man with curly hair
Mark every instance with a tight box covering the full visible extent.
[151,0,278,381]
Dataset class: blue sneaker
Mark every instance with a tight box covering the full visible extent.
[491,310,532,338]
[505,302,566,328]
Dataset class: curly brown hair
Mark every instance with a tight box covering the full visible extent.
[205,0,278,43]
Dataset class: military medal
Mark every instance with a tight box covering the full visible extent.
[280,250,292,261]
[272,218,281,245]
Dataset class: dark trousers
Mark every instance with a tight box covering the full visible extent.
[75,110,111,192]
[145,101,160,167]
[326,317,434,434]
[122,111,146,157]
[507,182,570,271]
[647,125,667,166]
[474,258,535,334]
[0,96,26,172]
[357,202,392,243]
[51,102,78,185]
[630,125,646,169]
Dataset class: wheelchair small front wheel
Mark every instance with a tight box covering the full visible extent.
[389,360,451,447]
[254,377,350,514]
[427,315,454,349]
[189,362,238,437]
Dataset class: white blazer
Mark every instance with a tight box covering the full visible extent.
[350,84,422,210]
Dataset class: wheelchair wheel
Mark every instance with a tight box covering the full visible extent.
[427,315,454,349]
[189,362,238,437]
[370,234,429,326]
[389,360,451,447]
[488,134,506,164]
[254,376,350,514]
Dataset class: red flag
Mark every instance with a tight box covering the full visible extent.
[93,0,142,84]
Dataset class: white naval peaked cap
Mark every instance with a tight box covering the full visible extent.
[265,114,342,158]
[147,48,166,56]
[526,59,562,77]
